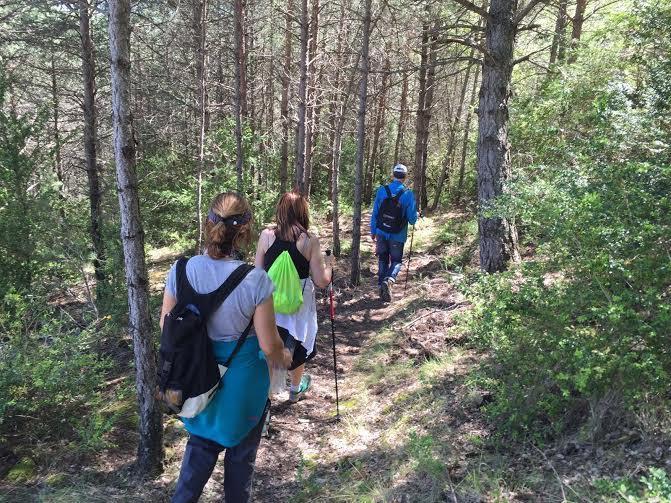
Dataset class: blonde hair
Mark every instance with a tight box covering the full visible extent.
[204,192,253,259]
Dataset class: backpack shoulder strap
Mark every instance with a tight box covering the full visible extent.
[222,318,254,369]
[393,186,406,200]
[383,185,392,198]
[199,263,255,319]
[175,256,195,302]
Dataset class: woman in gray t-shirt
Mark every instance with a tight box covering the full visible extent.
[160,192,290,503]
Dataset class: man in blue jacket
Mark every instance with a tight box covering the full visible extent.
[370,163,418,302]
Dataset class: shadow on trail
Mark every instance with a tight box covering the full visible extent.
[252,360,488,503]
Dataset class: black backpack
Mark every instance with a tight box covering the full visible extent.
[375,184,407,234]
[157,257,255,418]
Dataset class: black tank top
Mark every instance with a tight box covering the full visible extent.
[263,237,310,279]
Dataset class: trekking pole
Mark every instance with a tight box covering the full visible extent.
[325,249,340,421]
[404,223,416,294]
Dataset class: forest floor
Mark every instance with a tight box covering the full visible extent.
[2,212,668,502]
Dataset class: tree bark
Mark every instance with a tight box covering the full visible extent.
[365,57,390,205]
[193,0,208,249]
[476,0,521,273]
[279,0,293,193]
[549,0,568,66]
[350,0,372,286]
[294,0,309,194]
[568,0,587,63]
[108,0,164,476]
[413,22,429,209]
[234,0,247,191]
[50,55,65,193]
[393,73,408,165]
[79,0,106,287]
[303,0,319,198]
[413,17,438,211]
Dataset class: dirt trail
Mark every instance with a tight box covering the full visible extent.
[166,217,471,502]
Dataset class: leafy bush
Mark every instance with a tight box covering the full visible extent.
[0,292,113,451]
[461,10,671,440]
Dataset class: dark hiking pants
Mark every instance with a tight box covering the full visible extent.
[171,401,268,503]
[376,236,405,286]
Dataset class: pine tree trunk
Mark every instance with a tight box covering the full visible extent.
[79,0,106,287]
[350,0,372,286]
[234,0,247,191]
[477,0,521,273]
[279,0,293,193]
[326,0,347,217]
[456,63,480,201]
[393,73,408,165]
[294,0,309,194]
[419,26,438,209]
[193,0,208,250]
[303,0,319,198]
[413,22,429,208]
[568,0,587,62]
[50,55,65,194]
[549,0,568,66]
[107,0,164,476]
[364,58,390,205]
[432,60,474,210]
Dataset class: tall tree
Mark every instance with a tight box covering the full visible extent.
[456,62,481,201]
[350,0,372,286]
[234,0,247,191]
[432,59,475,210]
[79,0,106,288]
[364,56,390,205]
[107,0,163,475]
[393,73,409,165]
[549,0,568,66]
[279,0,293,193]
[450,0,544,272]
[294,0,309,193]
[568,0,588,62]
[303,0,319,197]
[193,0,208,248]
[413,16,438,210]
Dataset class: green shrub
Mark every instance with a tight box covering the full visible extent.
[0,292,113,451]
[460,9,671,440]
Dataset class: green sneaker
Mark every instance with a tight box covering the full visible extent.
[289,374,312,403]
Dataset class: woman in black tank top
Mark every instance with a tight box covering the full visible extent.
[263,236,310,278]
[255,191,334,404]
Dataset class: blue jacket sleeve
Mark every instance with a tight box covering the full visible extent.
[404,190,418,225]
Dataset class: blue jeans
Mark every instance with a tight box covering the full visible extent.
[172,400,269,503]
[375,237,405,286]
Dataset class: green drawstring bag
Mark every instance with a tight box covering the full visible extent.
[267,250,303,314]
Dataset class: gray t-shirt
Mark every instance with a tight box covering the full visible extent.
[165,255,274,342]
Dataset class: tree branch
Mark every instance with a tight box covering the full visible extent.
[513,43,552,66]
[514,0,547,25]
[450,0,490,19]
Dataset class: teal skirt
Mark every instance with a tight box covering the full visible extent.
[181,336,269,448]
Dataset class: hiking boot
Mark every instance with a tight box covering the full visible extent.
[288,374,312,403]
[380,278,392,302]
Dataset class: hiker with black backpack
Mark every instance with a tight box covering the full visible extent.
[159,192,291,503]
[371,163,419,302]
[255,191,335,403]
